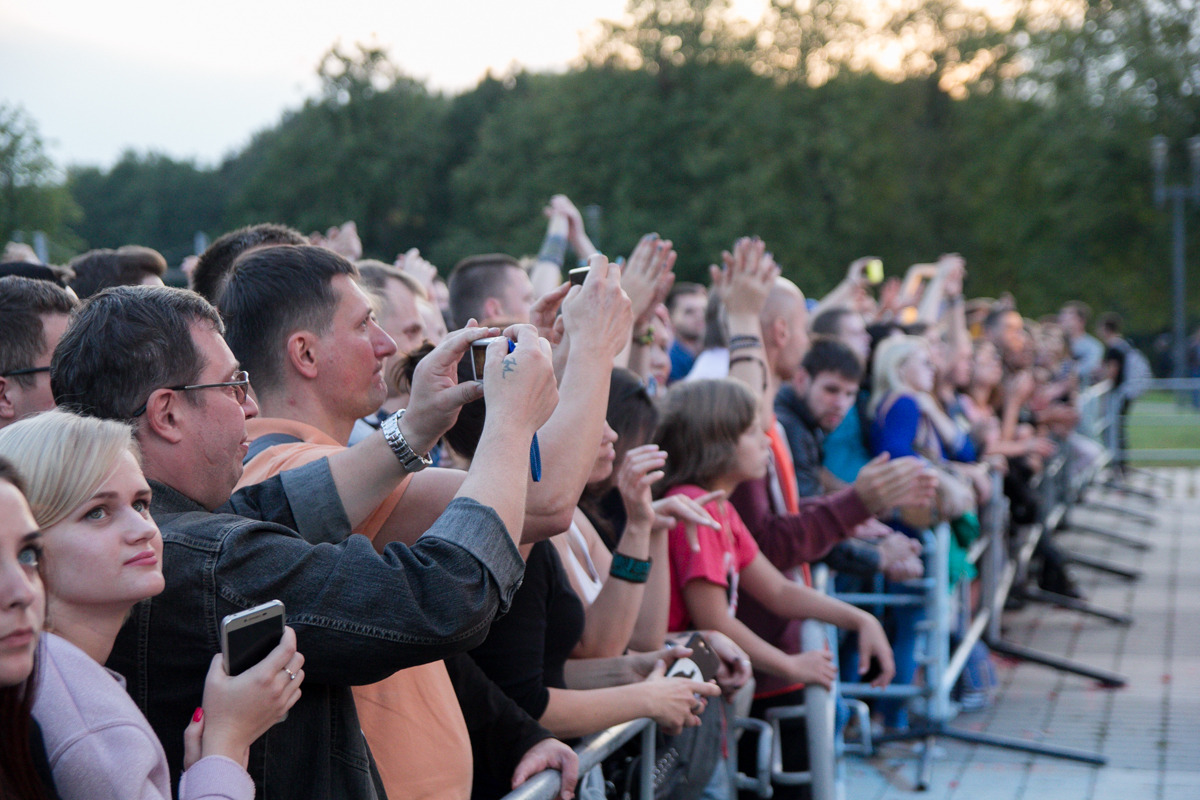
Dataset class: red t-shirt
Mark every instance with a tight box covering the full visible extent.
[666,485,760,632]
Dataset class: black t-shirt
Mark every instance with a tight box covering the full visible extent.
[468,540,586,720]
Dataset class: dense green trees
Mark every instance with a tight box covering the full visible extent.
[3,0,1196,333]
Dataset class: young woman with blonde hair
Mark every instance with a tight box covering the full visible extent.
[0,410,303,800]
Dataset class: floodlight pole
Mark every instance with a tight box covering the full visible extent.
[1151,135,1200,382]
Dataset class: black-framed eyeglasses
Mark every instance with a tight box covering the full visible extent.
[1,366,51,378]
[132,371,250,417]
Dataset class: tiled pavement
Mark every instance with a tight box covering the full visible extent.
[841,468,1200,800]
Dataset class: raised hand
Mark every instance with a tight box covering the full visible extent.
[711,237,780,317]
[550,194,595,257]
[622,234,678,323]
[395,247,439,296]
[530,283,572,345]
[560,254,634,362]
[616,444,668,529]
[487,324,560,436]
[403,323,499,454]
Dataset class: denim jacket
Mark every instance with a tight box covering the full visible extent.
[107,458,524,800]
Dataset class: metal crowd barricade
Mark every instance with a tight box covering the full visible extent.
[502,413,1175,799]
[501,718,656,800]
[822,457,1114,790]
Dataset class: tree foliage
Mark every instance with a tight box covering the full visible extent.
[30,1,1200,335]
[0,104,81,260]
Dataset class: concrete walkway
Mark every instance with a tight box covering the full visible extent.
[843,468,1200,800]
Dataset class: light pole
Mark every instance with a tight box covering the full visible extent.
[1150,135,1200,382]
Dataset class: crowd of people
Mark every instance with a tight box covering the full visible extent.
[0,195,1144,800]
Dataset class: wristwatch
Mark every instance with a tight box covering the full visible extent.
[380,409,433,473]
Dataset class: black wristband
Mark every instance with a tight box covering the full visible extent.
[610,553,652,583]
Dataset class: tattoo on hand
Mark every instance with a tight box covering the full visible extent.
[502,356,517,378]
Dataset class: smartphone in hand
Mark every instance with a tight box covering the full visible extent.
[221,600,285,676]
[666,632,721,683]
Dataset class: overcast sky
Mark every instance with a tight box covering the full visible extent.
[1,0,771,169]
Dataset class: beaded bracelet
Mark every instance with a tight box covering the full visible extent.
[610,553,652,583]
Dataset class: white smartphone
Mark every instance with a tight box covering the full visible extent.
[221,600,285,676]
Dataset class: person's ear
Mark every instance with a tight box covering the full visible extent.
[286,330,320,380]
[769,316,789,349]
[0,377,15,422]
[142,389,185,444]
[481,297,504,324]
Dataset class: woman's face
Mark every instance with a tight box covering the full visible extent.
[972,342,1003,389]
[586,422,619,486]
[42,449,164,616]
[0,481,44,687]
[950,343,973,389]
[899,347,936,394]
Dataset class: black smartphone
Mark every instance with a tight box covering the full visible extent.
[861,655,882,684]
[221,600,285,676]
[666,632,721,682]
[568,266,590,286]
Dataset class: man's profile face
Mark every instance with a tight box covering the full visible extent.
[836,312,871,363]
[497,266,535,324]
[1058,309,1082,338]
[318,275,398,420]
[180,323,260,508]
[670,293,706,342]
[377,278,425,356]
[777,298,810,382]
[1,313,70,426]
[803,371,859,432]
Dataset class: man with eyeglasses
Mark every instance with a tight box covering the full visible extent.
[0,276,77,429]
[48,283,564,800]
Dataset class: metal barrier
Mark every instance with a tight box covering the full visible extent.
[824,449,1121,790]
[1100,377,1200,464]
[501,718,656,800]
[502,404,1165,799]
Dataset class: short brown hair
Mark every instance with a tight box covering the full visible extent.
[0,276,78,388]
[655,379,758,492]
[356,260,429,304]
[68,246,167,299]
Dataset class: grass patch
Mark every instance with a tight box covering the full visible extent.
[1125,398,1200,464]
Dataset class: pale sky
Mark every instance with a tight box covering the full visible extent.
[0,0,770,169]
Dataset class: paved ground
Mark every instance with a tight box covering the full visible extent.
[842,468,1200,800]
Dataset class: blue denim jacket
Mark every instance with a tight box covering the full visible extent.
[108,458,524,800]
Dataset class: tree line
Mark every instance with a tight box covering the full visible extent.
[3,0,1198,334]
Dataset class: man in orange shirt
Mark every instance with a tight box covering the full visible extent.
[221,244,631,799]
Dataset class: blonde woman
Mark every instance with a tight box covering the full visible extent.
[0,410,302,800]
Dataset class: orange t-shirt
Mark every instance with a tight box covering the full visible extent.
[237,417,472,800]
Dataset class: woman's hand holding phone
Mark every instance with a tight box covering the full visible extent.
[184,626,305,770]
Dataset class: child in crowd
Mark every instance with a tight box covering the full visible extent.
[656,378,896,692]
